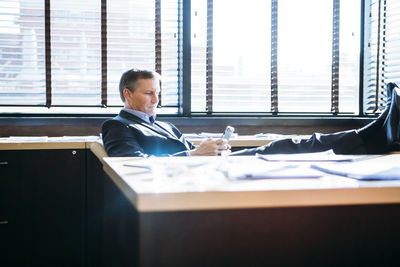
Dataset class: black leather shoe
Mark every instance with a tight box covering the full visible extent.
[385,87,400,150]
[386,82,399,108]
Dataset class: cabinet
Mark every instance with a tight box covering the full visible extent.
[0,149,86,266]
[0,150,25,266]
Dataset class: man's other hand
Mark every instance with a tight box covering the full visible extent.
[189,138,231,156]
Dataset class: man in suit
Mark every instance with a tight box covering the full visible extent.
[102,69,230,157]
[102,68,400,157]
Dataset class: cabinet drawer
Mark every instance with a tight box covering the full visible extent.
[0,151,19,218]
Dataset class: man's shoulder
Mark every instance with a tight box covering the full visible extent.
[156,120,181,134]
[103,111,142,126]
[156,120,176,128]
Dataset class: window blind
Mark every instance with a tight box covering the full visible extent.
[160,0,181,107]
[338,0,360,113]
[0,0,45,105]
[364,0,400,114]
[191,0,208,112]
[50,0,101,106]
[191,0,360,114]
[107,0,181,108]
[107,0,156,106]
[192,0,271,113]
[0,0,384,116]
[0,0,180,111]
[364,0,385,113]
[385,1,400,84]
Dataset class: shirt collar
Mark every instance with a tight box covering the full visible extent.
[122,108,156,124]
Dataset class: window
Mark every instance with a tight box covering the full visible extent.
[192,0,271,113]
[364,0,400,113]
[51,0,101,106]
[0,0,45,105]
[0,0,393,116]
[107,0,181,108]
[191,0,361,114]
[0,0,180,114]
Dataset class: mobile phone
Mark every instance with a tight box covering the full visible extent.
[222,126,235,141]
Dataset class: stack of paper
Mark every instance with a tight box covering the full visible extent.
[310,162,400,181]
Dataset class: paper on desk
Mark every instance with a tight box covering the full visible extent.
[310,162,400,181]
[8,136,48,142]
[56,136,100,141]
[199,132,238,139]
[183,133,238,139]
[257,150,371,162]
[254,133,310,140]
[183,133,203,139]
[227,158,322,180]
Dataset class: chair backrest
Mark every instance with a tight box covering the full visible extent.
[90,140,108,165]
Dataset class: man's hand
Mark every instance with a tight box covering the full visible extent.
[189,138,231,156]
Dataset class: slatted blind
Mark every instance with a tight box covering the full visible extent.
[385,1,400,85]
[338,0,360,113]
[160,0,181,107]
[50,0,101,106]
[192,0,271,113]
[1,0,393,116]
[0,0,45,105]
[0,0,180,111]
[191,0,208,112]
[191,0,360,114]
[278,0,332,113]
[105,0,182,107]
[364,0,400,113]
[106,0,156,106]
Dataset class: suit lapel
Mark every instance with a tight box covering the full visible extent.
[119,110,179,140]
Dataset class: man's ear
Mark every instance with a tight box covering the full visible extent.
[123,88,131,100]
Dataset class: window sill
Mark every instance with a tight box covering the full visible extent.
[0,114,375,127]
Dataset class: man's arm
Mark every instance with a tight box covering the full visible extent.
[165,122,230,156]
[102,119,148,157]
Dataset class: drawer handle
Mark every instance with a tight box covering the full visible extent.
[0,221,9,225]
[0,162,8,165]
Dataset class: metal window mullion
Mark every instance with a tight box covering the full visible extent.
[155,0,162,106]
[182,0,191,116]
[45,0,51,108]
[101,0,107,107]
[177,0,183,113]
[380,0,387,112]
[373,0,384,113]
[206,0,213,115]
[271,0,278,114]
[331,0,340,114]
[359,0,365,115]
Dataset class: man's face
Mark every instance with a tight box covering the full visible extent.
[125,78,160,116]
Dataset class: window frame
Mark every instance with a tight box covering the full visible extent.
[0,0,383,123]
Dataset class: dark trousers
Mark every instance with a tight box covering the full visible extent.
[232,130,367,156]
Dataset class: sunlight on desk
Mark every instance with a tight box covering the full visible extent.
[103,153,400,212]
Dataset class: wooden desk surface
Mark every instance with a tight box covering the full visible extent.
[0,136,99,150]
[0,135,272,150]
[103,153,400,212]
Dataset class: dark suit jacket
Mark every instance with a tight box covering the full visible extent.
[102,110,195,157]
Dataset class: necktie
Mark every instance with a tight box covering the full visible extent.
[149,116,155,124]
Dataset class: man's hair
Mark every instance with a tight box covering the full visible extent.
[119,68,160,102]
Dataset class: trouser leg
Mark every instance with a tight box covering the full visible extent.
[231,130,367,156]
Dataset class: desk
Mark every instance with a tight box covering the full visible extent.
[102,154,400,266]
